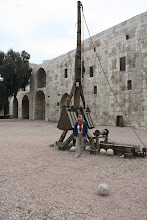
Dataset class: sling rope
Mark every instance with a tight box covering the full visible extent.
[82,9,146,148]
[81,5,86,78]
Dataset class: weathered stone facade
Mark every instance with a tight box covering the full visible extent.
[9,11,147,129]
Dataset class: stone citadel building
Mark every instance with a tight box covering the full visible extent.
[9,11,147,129]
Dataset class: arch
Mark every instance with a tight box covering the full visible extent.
[34,91,45,120]
[22,95,29,119]
[60,93,70,111]
[36,68,46,88]
[13,97,18,118]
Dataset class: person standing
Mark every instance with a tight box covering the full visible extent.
[74,115,88,158]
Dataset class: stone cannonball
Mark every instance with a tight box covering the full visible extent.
[106,148,114,156]
[70,146,76,152]
[100,148,106,155]
[85,146,91,151]
[98,183,109,196]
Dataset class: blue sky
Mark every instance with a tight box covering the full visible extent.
[0,0,147,64]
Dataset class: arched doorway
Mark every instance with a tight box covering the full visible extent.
[60,93,70,111]
[13,97,18,118]
[35,91,45,120]
[22,95,29,119]
[36,68,46,88]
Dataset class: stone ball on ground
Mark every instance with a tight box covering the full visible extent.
[106,148,114,156]
[100,148,106,155]
[70,146,76,152]
[98,183,109,196]
[85,146,91,151]
[50,143,54,147]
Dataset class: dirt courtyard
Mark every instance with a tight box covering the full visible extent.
[0,119,147,220]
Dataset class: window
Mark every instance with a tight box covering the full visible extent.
[37,68,46,88]
[126,35,129,40]
[116,116,123,127]
[127,80,132,90]
[64,68,67,78]
[94,86,97,94]
[120,57,126,71]
[90,66,93,77]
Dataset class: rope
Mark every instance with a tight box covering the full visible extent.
[82,10,146,148]
[108,138,118,145]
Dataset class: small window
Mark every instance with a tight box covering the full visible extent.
[120,57,126,71]
[94,86,97,94]
[90,66,93,77]
[64,69,67,78]
[126,35,129,40]
[127,80,132,90]
[57,102,59,106]
[116,116,123,127]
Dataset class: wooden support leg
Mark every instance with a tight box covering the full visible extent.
[58,133,74,150]
[59,130,68,142]
[80,86,86,109]
[67,81,76,106]
[62,133,74,148]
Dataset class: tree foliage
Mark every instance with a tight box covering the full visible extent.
[0,81,7,111]
[0,49,32,111]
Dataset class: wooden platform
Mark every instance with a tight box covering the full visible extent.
[100,142,140,155]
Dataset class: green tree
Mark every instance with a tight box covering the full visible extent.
[0,49,32,114]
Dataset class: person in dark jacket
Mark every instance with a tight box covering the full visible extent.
[74,115,88,158]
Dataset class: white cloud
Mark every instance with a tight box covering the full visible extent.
[0,0,147,64]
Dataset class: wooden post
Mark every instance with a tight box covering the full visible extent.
[74,1,82,108]
[59,130,68,142]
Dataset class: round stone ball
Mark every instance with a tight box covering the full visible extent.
[100,148,106,155]
[98,183,109,196]
[85,146,91,151]
[106,148,114,156]
[70,146,76,152]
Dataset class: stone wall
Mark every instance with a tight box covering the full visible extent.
[9,11,147,129]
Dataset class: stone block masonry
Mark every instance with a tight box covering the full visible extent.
[9,11,147,129]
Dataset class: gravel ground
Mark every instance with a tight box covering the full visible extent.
[0,119,147,220]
